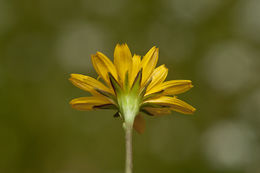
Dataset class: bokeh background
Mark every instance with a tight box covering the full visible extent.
[1,0,260,172]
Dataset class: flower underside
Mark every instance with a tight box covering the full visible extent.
[69,44,196,133]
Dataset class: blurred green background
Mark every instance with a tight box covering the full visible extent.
[1,0,260,172]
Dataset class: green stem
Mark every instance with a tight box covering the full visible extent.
[119,95,139,173]
[125,124,133,173]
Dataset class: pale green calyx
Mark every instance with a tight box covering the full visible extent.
[109,70,144,128]
[118,91,141,128]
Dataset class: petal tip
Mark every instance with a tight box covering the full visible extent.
[187,106,196,114]
[115,43,128,48]
[91,53,97,58]
[69,99,75,105]
[70,73,78,78]
[188,81,194,88]
[69,74,80,82]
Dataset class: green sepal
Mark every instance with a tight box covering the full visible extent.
[131,69,142,93]
[108,72,122,96]
[139,77,152,98]
[140,109,154,116]
[124,71,129,91]
[113,111,120,118]
[94,88,117,103]
[93,104,117,109]
[142,90,164,101]
[140,102,171,109]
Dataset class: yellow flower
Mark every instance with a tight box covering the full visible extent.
[69,44,196,133]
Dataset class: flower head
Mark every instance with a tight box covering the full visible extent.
[69,44,196,133]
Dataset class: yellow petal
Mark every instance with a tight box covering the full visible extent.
[70,96,112,110]
[133,114,145,134]
[141,46,159,86]
[169,97,196,114]
[69,74,113,95]
[114,44,132,85]
[91,52,118,86]
[146,80,193,96]
[97,52,118,79]
[143,107,171,116]
[129,54,141,87]
[144,96,196,114]
[163,80,193,95]
[146,65,168,92]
